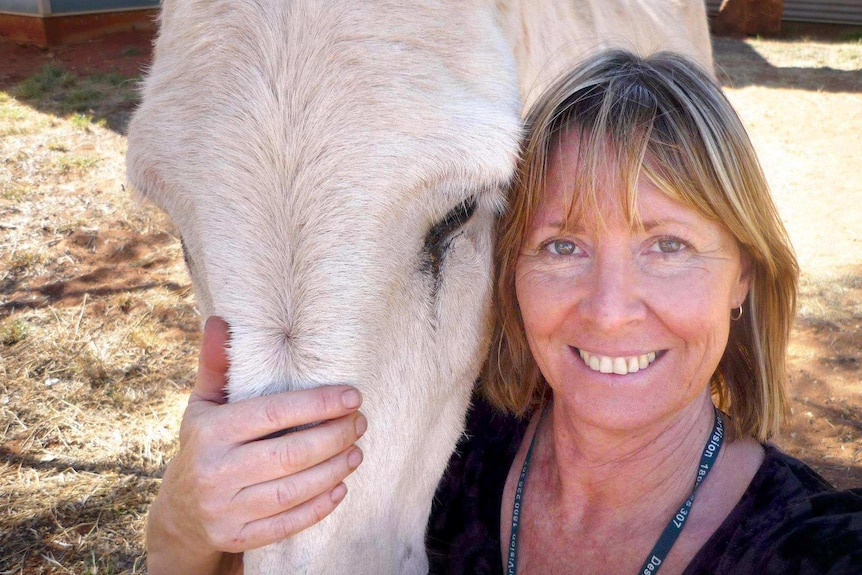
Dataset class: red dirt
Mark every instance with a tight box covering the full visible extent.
[5,227,182,313]
[0,29,154,89]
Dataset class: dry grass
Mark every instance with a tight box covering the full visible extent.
[1,36,861,573]
[1,66,198,574]
[797,271,862,341]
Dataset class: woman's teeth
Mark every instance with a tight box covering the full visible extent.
[578,349,657,375]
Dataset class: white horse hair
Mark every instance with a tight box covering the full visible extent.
[127,1,711,573]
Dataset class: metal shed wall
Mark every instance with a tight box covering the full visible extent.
[0,0,157,47]
[50,0,156,14]
[784,0,862,25]
[705,0,862,25]
[0,0,157,15]
[0,0,44,14]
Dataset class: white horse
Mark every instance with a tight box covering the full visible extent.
[126,1,711,573]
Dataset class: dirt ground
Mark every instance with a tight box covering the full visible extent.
[0,30,153,89]
[708,37,862,487]
[0,27,860,574]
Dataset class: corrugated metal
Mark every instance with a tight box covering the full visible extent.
[784,0,862,26]
[49,0,158,14]
[0,0,41,14]
[2,0,157,14]
[707,0,862,26]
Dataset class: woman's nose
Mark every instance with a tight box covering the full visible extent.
[579,255,646,332]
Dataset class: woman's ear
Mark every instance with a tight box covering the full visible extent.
[733,248,753,308]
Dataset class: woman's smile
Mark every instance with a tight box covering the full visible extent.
[573,347,661,375]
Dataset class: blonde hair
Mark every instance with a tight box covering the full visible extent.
[483,50,798,441]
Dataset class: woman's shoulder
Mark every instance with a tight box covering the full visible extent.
[426,394,530,575]
[686,444,862,575]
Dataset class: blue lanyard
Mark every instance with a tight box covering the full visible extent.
[506,407,725,575]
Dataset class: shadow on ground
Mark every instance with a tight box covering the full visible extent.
[713,37,862,93]
[0,228,189,317]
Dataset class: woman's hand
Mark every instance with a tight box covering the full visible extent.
[146,317,366,575]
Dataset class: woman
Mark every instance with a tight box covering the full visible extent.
[146,51,862,574]
[427,50,861,574]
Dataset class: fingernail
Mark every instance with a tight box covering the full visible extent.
[347,447,363,469]
[331,483,347,503]
[342,388,361,409]
[354,414,367,436]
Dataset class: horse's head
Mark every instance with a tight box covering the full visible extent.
[126,1,520,571]
[128,0,521,401]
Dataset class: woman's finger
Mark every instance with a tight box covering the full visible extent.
[226,483,352,552]
[232,446,363,524]
[233,411,367,485]
[218,385,364,443]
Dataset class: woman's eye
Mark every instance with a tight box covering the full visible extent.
[546,240,578,256]
[654,237,686,254]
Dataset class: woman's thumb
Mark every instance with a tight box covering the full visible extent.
[191,316,231,405]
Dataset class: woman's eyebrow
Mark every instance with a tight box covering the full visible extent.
[639,217,695,231]
[542,220,585,233]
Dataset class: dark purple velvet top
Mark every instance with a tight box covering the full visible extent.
[427,397,862,575]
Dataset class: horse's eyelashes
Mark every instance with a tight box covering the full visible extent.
[179,235,193,271]
[422,197,478,282]
[425,198,477,249]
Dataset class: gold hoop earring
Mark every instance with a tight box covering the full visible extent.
[731,305,743,321]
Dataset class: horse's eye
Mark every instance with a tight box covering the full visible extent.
[422,197,477,281]
[180,236,193,271]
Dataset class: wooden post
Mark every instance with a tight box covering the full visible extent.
[713,0,783,36]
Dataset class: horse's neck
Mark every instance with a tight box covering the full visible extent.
[244,390,471,575]
[499,0,714,111]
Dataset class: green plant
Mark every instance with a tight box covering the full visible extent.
[8,249,44,271]
[68,87,106,112]
[13,64,77,100]
[1,184,29,201]
[90,72,128,86]
[836,27,862,43]
[48,140,70,152]
[56,152,102,172]
[69,113,108,131]
[0,319,29,346]
[9,66,138,127]
[119,46,141,57]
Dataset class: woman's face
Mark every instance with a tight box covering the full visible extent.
[515,134,751,431]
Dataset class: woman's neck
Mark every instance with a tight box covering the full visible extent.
[537,393,718,522]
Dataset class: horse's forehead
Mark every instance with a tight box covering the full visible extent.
[145,0,521,194]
